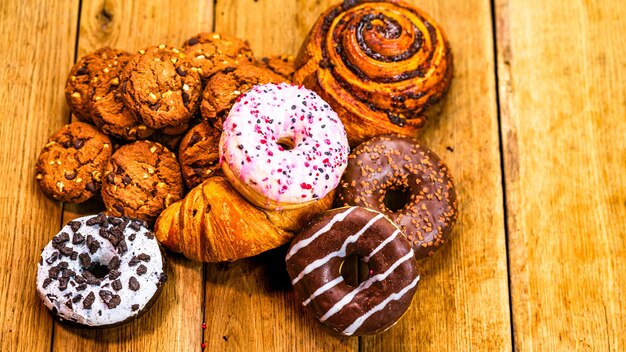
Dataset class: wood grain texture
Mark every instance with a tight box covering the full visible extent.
[0,1,79,350]
[361,0,512,350]
[49,0,212,351]
[203,1,358,350]
[497,0,626,350]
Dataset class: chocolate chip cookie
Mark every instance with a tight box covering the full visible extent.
[200,64,286,126]
[257,55,296,80]
[149,121,193,151]
[35,122,112,203]
[182,33,255,82]
[121,45,202,129]
[101,140,183,223]
[178,122,221,188]
[65,48,128,123]
[89,51,154,141]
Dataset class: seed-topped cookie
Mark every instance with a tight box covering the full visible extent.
[101,140,184,224]
[178,121,222,188]
[257,55,296,80]
[89,50,154,141]
[182,32,255,81]
[65,48,129,123]
[35,122,112,203]
[121,45,202,129]
[200,64,286,127]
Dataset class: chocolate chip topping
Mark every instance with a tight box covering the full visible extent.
[83,291,95,309]
[72,233,85,244]
[128,276,140,291]
[111,279,123,291]
[59,245,74,257]
[136,265,147,276]
[108,295,121,308]
[52,232,70,247]
[108,256,120,270]
[131,304,139,311]
[43,278,53,288]
[69,220,82,232]
[82,271,101,285]
[86,213,107,226]
[108,269,121,280]
[128,256,140,266]
[46,252,58,265]
[79,252,91,268]
[72,294,83,303]
[137,253,151,262]
[99,290,113,302]
[129,221,142,231]
[58,277,69,291]
[86,235,100,254]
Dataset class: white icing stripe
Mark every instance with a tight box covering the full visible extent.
[291,213,384,285]
[342,275,420,336]
[302,276,344,306]
[320,250,415,322]
[286,207,356,260]
[363,229,401,263]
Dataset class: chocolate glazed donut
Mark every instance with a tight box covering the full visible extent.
[337,135,457,259]
[293,0,453,146]
[286,207,419,336]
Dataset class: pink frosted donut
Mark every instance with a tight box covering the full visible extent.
[219,83,349,210]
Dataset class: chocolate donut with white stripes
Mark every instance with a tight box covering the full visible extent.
[285,206,419,336]
[36,214,167,327]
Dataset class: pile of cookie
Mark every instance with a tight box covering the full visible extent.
[36,33,295,224]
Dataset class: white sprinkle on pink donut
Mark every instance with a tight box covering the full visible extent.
[219,83,349,206]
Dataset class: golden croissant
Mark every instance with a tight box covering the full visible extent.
[154,176,335,262]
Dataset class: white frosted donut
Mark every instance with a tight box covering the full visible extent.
[219,83,350,210]
[36,214,167,327]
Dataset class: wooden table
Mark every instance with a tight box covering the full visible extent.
[1,0,624,350]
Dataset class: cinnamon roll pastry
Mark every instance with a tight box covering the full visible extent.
[293,0,453,146]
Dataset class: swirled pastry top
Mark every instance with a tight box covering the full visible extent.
[294,0,453,145]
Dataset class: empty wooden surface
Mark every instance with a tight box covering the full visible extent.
[0,0,623,351]
[496,0,626,350]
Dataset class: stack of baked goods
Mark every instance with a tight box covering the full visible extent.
[34,0,458,336]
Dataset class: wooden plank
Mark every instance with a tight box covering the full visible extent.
[0,0,79,350]
[51,1,212,351]
[360,0,513,350]
[496,0,626,350]
[203,0,358,350]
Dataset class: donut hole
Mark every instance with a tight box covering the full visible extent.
[85,262,110,279]
[384,187,410,212]
[276,136,295,151]
[340,253,370,287]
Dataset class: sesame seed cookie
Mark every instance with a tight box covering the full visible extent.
[35,122,112,203]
